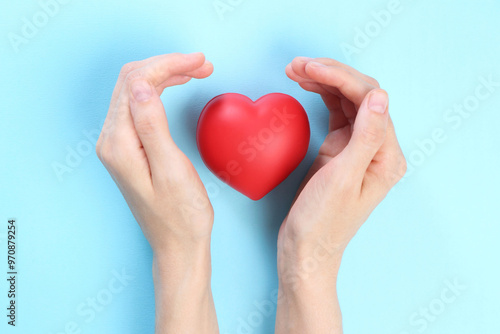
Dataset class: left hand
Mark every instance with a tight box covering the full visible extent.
[96,52,215,252]
[96,52,219,333]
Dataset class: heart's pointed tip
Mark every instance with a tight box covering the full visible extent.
[249,195,263,201]
[246,191,270,201]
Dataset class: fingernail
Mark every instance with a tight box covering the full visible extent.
[308,61,326,68]
[368,90,388,114]
[131,80,152,102]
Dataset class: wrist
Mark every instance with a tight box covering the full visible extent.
[276,236,344,334]
[277,225,346,299]
[279,229,345,273]
[153,238,212,291]
[152,239,218,333]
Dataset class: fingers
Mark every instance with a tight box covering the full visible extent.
[287,57,379,88]
[98,53,213,186]
[297,81,329,95]
[105,52,212,136]
[339,89,389,181]
[109,55,164,109]
[362,117,407,196]
[126,52,208,87]
[185,60,214,79]
[286,57,406,200]
[304,62,376,106]
[287,57,377,110]
[157,75,193,92]
[321,94,350,131]
[110,53,212,110]
[286,62,312,83]
[287,57,376,133]
[128,79,177,179]
[154,61,213,92]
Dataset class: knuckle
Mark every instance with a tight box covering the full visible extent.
[120,61,140,76]
[99,141,115,166]
[95,135,104,160]
[383,155,407,186]
[98,136,133,175]
[396,156,408,180]
[366,76,380,88]
[384,170,400,188]
[124,68,144,85]
[98,136,125,168]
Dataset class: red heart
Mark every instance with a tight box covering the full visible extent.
[196,93,310,200]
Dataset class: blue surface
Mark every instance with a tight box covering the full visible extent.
[1,0,499,333]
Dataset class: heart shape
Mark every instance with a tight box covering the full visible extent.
[196,93,310,200]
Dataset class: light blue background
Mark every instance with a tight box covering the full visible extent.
[1,0,499,333]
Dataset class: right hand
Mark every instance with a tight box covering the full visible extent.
[275,57,407,334]
[279,57,407,257]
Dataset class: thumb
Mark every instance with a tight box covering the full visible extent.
[341,89,389,179]
[129,79,176,176]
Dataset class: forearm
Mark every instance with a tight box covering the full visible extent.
[276,234,345,334]
[276,280,342,334]
[152,240,218,334]
[277,56,405,334]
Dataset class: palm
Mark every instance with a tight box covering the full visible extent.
[295,92,359,200]
[277,94,355,240]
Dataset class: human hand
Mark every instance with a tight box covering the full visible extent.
[96,52,218,333]
[96,52,214,251]
[276,57,407,333]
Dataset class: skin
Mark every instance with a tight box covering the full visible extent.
[96,52,218,333]
[97,53,406,333]
[275,57,407,333]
